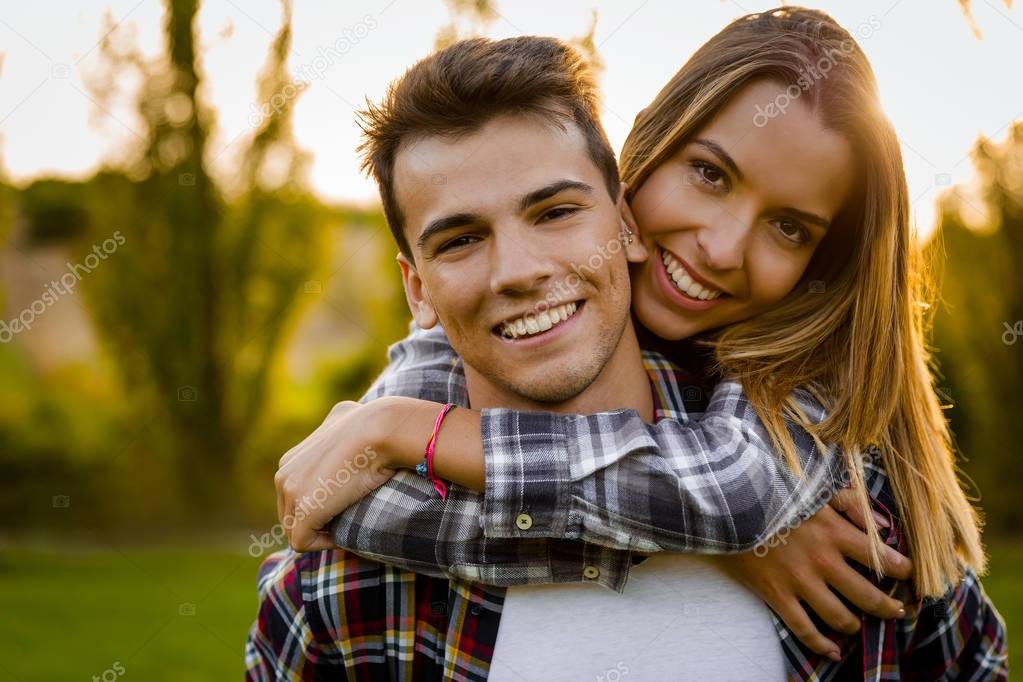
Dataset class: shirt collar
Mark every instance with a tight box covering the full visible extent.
[641,350,693,424]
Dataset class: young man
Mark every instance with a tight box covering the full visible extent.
[248,37,1005,681]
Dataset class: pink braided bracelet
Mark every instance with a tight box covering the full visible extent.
[417,402,455,500]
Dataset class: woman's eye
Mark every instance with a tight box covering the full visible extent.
[540,206,578,222]
[690,161,728,190]
[774,219,809,244]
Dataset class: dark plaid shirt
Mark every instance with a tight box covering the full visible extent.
[245,328,1007,680]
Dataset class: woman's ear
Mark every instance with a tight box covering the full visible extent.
[617,182,648,264]
[397,253,438,329]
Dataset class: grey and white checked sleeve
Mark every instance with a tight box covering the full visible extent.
[330,322,844,586]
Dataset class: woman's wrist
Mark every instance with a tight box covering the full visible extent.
[366,396,445,470]
[366,396,486,491]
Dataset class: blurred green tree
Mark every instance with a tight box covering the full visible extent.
[69,0,328,518]
[930,122,1023,536]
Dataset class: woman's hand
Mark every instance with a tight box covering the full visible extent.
[276,395,486,553]
[711,489,912,661]
[275,400,401,552]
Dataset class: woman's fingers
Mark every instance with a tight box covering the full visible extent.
[772,595,842,661]
[824,505,912,581]
[300,531,337,553]
[829,488,865,528]
[828,487,892,531]
[825,561,905,619]
[833,516,913,581]
[290,515,327,552]
[797,575,861,636]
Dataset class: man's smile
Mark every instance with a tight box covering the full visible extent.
[494,300,585,344]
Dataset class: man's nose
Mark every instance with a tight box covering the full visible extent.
[489,230,554,295]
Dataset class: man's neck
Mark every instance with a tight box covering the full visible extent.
[464,318,654,422]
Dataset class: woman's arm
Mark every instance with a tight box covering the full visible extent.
[370,383,844,553]
[288,322,843,559]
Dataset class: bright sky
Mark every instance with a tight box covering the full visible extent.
[2,0,1022,238]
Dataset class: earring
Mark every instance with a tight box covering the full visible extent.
[619,228,634,245]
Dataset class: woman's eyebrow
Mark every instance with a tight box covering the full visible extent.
[692,138,742,181]
[782,207,831,230]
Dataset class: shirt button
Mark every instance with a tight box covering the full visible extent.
[515,513,533,530]
[470,604,483,616]
[583,565,600,580]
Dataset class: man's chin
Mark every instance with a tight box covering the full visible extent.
[499,361,603,405]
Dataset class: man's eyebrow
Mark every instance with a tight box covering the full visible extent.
[416,212,481,250]
[518,180,594,211]
[692,138,743,182]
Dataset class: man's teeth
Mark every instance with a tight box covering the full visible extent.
[660,249,723,301]
[500,302,579,340]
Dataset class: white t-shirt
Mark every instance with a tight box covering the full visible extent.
[487,554,786,681]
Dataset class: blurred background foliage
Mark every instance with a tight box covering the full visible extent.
[0,0,1017,679]
[1,0,409,536]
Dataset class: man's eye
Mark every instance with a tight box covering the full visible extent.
[690,161,728,190]
[539,206,579,222]
[438,235,478,252]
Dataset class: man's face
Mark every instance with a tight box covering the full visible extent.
[393,113,647,406]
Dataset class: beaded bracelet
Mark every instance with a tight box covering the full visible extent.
[415,403,456,500]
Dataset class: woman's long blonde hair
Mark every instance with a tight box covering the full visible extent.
[620,7,984,597]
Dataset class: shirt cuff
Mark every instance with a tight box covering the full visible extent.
[479,408,572,539]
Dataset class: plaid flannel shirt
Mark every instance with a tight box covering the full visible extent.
[330,323,845,592]
[245,344,1007,680]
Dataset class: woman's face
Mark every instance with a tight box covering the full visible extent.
[628,79,857,341]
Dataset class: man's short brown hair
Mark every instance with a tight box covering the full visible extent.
[357,36,620,260]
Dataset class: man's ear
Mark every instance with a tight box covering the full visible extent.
[397,252,439,329]
[617,182,648,264]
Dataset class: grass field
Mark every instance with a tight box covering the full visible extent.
[0,546,264,681]
[1,541,1017,680]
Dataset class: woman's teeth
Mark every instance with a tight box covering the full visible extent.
[500,302,579,340]
[660,249,723,301]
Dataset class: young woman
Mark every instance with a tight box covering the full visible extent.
[274,7,1005,676]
